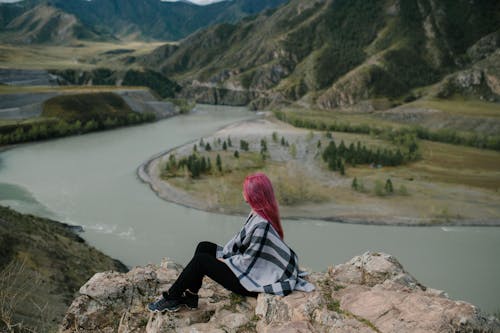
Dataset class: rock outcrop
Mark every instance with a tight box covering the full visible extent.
[59,252,499,333]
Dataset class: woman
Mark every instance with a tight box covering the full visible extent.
[148,172,314,313]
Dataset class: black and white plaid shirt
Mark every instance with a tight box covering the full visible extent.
[217,213,315,296]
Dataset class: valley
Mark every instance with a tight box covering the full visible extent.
[0,0,499,330]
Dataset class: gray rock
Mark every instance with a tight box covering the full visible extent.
[59,252,500,333]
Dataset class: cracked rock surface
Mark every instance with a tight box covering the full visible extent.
[59,252,500,333]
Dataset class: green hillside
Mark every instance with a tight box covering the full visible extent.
[0,4,103,44]
[0,205,127,332]
[0,91,157,146]
[140,0,499,108]
[0,0,288,43]
[42,92,133,123]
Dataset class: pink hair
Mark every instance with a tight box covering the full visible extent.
[243,172,284,239]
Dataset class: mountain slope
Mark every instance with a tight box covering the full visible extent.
[0,0,288,42]
[140,0,500,108]
[1,4,101,44]
[0,205,127,332]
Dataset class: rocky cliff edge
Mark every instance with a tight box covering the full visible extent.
[59,252,500,333]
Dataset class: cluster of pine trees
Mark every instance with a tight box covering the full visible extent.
[322,140,407,174]
[164,153,214,179]
[0,113,156,146]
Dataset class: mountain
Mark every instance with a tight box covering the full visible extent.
[0,4,102,44]
[0,0,289,43]
[140,0,500,108]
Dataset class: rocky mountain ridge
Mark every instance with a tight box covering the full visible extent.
[60,252,500,333]
[0,0,288,43]
[140,0,500,109]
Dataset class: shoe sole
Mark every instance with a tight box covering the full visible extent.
[148,304,197,313]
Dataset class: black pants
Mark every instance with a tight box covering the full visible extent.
[168,241,257,298]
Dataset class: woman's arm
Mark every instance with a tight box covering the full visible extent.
[221,223,269,271]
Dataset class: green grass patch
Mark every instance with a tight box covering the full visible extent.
[222,292,246,312]
[42,92,133,123]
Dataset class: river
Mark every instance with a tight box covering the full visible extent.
[0,105,499,314]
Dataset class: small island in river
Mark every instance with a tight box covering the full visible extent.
[139,112,500,226]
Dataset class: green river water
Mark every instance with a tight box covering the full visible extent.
[0,105,499,314]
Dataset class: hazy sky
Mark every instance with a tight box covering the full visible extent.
[0,0,228,4]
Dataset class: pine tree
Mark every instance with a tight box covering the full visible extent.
[281,136,286,146]
[234,150,239,158]
[227,136,232,147]
[328,157,337,171]
[260,138,268,153]
[223,141,228,151]
[200,156,207,173]
[205,142,212,151]
[340,161,345,175]
[216,154,222,172]
[385,178,394,194]
[240,140,249,151]
[338,140,346,155]
[193,144,197,153]
[207,157,212,171]
[199,138,204,146]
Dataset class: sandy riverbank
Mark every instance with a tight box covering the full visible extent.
[138,116,500,226]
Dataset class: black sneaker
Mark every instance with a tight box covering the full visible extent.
[182,291,199,310]
[148,293,183,313]
[147,291,199,313]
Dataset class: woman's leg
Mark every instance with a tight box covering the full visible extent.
[194,241,217,257]
[168,252,257,298]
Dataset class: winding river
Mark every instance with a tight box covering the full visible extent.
[0,105,499,313]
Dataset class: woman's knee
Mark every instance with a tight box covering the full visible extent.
[195,241,216,255]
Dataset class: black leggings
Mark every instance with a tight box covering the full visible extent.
[168,241,257,298]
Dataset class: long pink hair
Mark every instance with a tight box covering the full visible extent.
[243,172,284,239]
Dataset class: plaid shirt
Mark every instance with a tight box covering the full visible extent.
[217,213,315,296]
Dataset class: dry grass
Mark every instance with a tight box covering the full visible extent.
[0,85,147,95]
[282,107,406,129]
[407,140,500,190]
[0,41,167,70]
[410,98,500,118]
[163,150,332,212]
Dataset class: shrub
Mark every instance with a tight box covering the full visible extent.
[398,184,409,196]
[289,143,297,158]
[374,180,385,196]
